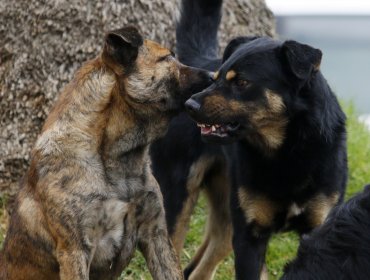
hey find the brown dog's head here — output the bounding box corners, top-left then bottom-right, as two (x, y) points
(101, 27), (212, 116)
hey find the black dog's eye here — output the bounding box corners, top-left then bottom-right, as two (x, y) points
(235, 79), (250, 88)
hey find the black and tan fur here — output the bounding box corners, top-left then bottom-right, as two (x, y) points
(0, 27), (211, 280)
(151, 0), (348, 279)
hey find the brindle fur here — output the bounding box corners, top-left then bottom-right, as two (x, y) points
(0, 27), (211, 280)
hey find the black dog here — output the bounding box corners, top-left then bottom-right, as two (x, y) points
(282, 185), (370, 280)
(151, 0), (348, 279)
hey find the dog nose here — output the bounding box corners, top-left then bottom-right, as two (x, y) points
(185, 98), (201, 113)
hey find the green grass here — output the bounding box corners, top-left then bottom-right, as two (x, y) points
(1, 103), (370, 279)
(345, 103), (370, 199)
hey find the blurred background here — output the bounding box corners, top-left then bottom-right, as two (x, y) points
(0, 1), (369, 279)
(266, 0), (370, 127)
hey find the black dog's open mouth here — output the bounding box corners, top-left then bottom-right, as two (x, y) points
(196, 122), (240, 137)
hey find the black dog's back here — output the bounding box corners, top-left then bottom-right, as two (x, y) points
(282, 185), (370, 280)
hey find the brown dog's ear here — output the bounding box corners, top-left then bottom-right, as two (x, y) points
(282, 40), (322, 80)
(103, 26), (143, 68)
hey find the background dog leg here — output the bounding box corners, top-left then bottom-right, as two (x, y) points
(184, 164), (232, 280)
(171, 155), (218, 254)
(260, 264), (269, 280)
(172, 188), (201, 254)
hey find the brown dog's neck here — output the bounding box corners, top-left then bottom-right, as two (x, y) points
(100, 87), (169, 180)
(35, 56), (168, 181)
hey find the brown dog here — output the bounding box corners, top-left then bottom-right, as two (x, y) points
(0, 27), (211, 280)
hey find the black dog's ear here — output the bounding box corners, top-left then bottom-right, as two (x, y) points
(103, 26), (144, 67)
(222, 36), (259, 62)
(282, 40), (322, 80)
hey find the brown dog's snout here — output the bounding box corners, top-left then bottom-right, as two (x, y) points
(179, 65), (213, 98)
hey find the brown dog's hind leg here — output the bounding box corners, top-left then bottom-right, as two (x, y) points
(184, 162), (232, 280)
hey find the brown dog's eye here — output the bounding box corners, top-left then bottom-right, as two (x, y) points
(236, 79), (250, 88)
(157, 54), (173, 62)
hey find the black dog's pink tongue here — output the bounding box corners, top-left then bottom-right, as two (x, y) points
(200, 126), (212, 135)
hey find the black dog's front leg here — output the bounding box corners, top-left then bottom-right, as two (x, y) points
(231, 191), (270, 280)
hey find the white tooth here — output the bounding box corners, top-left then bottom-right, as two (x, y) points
(211, 125), (216, 132)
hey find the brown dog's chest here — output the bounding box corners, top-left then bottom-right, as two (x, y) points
(86, 198), (133, 271)
(87, 184), (154, 274)
(87, 164), (161, 276)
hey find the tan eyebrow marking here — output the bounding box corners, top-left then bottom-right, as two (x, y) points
(213, 71), (219, 80)
(226, 70), (237, 81)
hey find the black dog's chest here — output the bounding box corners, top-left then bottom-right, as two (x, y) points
(228, 142), (315, 197)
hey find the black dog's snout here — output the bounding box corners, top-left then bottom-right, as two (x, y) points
(185, 98), (201, 113)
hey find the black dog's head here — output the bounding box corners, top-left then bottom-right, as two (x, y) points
(185, 36), (322, 148)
